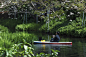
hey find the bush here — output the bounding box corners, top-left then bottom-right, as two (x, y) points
(81, 28), (86, 37)
(0, 25), (9, 33)
(74, 29), (82, 37)
(58, 25), (75, 35)
(0, 38), (13, 48)
(0, 32), (38, 44)
(39, 23), (47, 32)
(16, 23), (40, 31)
(39, 19), (63, 34)
(57, 24), (86, 38)
(0, 19), (22, 32)
(0, 41), (59, 57)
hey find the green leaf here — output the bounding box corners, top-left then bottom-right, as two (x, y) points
(24, 55), (27, 57)
(24, 45), (28, 50)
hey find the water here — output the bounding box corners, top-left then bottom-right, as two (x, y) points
(32, 37), (86, 57)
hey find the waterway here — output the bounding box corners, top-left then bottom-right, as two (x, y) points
(32, 36), (86, 57)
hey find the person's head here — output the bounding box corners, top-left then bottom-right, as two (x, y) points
(56, 32), (59, 35)
(53, 35), (55, 38)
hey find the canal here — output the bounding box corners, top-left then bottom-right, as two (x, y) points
(32, 35), (86, 57)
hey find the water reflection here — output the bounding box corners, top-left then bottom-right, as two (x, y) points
(32, 35), (86, 57)
(33, 44), (72, 56)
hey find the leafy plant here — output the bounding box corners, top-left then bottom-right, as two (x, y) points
(0, 32), (38, 44)
(16, 23), (40, 31)
(0, 25), (9, 33)
(0, 39), (59, 57)
(0, 39), (34, 57)
(0, 19), (22, 32)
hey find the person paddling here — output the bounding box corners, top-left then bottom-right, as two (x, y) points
(53, 32), (60, 42)
(50, 32), (60, 42)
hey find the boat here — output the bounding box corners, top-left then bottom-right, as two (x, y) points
(34, 41), (72, 45)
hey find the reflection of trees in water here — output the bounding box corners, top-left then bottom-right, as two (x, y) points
(33, 44), (72, 57)
(33, 44), (52, 55)
(83, 43), (86, 57)
(33, 38), (86, 57)
(33, 44), (61, 55)
(59, 46), (72, 57)
(38, 45), (51, 54)
(65, 39), (85, 57)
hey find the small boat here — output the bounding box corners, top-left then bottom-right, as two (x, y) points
(34, 41), (72, 45)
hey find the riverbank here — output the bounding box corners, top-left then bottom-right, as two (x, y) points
(0, 17), (86, 38)
(16, 17), (86, 38)
(0, 16), (85, 48)
(0, 17), (85, 56)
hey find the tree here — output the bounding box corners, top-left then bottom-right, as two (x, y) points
(2, 0), (85, 22)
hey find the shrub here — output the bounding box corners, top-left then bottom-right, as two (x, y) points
(74, 29), (82, 37)
(0, 38), (13, 48)
(0, 25), (9, 33)
(82, 28), (86, 37)
(0, 41), (59, 57)
(39, 23), (47, 32)
(0, 19), (22, 32)
(0, 32), (38, 44)
(58, 25), (75, 35)
(16, 23), (40, 31)
(39, 19), (63, 34)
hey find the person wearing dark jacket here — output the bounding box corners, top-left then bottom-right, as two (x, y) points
(53, 32), (60, 42)
(50, 35), (55, 42)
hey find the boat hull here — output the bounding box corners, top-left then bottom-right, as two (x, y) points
(34, 41), (72, 45)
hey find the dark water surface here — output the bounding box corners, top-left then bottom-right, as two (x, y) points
(32, 37), (86, 57)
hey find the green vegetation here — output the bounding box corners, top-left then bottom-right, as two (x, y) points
(13, 16), (86, 38)
(16, 23), (41, 32)
(0, 39), (59, 57)
(57, 17), (86, 38)
(0, 24), (60, 57)
(0, 0), (86, 56)
(38, 16), (86, 38)
(0, 25), (9, 33)
(0, 32), (37, 44)
(0, 19), (22, 32)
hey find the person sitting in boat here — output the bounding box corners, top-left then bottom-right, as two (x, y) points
(53, 32), (60, 42)
(50, 35), (55, 42)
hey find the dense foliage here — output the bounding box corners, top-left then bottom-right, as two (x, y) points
(0, 39), (59, 57)
(0, 19), (22, 32)
(0, 25), (9, 33)
(0, 0), (86, 57)
(38, 16), (86, 38)
(0, 32), (37, 48)
(16, 23), (40, 32)
(57, 17), (86, 38)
